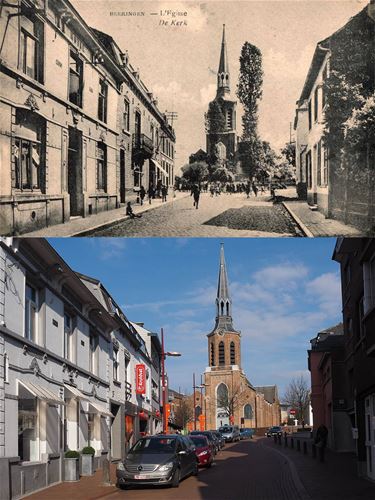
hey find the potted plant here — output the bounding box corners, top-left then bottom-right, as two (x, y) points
(64, 450), (80, 481)
(81, 446), (95, 476)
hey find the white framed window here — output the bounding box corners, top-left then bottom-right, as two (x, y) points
(4, 352), (9, 383)
(89, 332), (99, 375)
(64, 312), (74, 362)
(113, 346), (120, 382)
(25, 284), (38, 343)
(18, 384), (39, 462)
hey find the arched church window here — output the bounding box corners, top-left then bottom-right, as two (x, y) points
(217, 383), (228, 404)
(226, 302), (229, 316)
(195, 405), (202, 419)
(218, 341), (225, 365)
(210, 343), (215, 366)
(230, 341), (235, 365)
(221, 301), (224, 315)
(244, 404), (253, 420)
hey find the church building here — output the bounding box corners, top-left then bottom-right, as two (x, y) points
(204, 244), (280, 430)
(205, 26), (238, 164)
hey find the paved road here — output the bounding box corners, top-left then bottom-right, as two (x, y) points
(105, 438), (307, 500)
(88, 193), (301, 237)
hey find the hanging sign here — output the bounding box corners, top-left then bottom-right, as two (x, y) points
(136, 364), (146, 394)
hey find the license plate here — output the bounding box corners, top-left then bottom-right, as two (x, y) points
(134, 474), (149, 479)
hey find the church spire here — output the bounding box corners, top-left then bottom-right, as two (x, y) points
(215, 243), (233, 329)
(217, 24), (230, 97)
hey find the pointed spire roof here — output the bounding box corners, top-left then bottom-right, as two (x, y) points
(218, 24), (229, 74)
(217, 242), (230, 301)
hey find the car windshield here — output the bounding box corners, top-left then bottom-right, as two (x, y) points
(190, 437), (208, 447)
(271, 427), (281, 431)
(219, 426), (233, 433)
(129, 437), (176, 454)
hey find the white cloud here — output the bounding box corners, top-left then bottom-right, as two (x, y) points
(97, 239), (126, 260)
(253, 263), (309, 289)
(306, 272), (342, 316)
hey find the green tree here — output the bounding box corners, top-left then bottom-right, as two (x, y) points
(281, 142), (296, 171)
(238, 136), (264, 180)
(181, 161), (209, 185)
(205, 100), (226, 164)
(237, 42), (263, 139)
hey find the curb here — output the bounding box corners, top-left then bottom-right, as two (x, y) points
(259, 440), (311, 500)
(282, 202), (314, 238)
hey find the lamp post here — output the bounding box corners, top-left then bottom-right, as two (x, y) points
(193, 373), (206, 431)
(161, 328), (181, 434)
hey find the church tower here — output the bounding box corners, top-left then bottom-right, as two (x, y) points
(206, 25), (238, 163)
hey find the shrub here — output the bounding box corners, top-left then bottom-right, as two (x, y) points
(81, 446), (95, 456)
(65, 450), (80, 459)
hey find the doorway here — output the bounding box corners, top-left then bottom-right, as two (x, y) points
(120, 149), (126, 204)
(68, 127), (83, 216)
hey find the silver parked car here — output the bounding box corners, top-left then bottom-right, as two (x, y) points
(218, 425), (240, 442)
(116, 434), (198, 489)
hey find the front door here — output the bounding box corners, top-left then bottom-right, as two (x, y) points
(68, 127), (83, 216)
(365, 394), (375, 480)
(120, 149), (126, 203)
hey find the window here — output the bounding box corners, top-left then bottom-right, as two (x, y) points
(308, 100), (312, 130)
(210, 343), (215, 366)
(20, 4), (44, 83)
(317, 141), (322, 186)
(244, 404), (253, 419)
(25, 284), (37, 342)
(358, 296), (364, 340)
(230, 341), (235, 365)
(89, 332), (99, 375)
(64, 312), (74, 361)
(69, 50), (83, 107)
(4, 353), (9, 383)
(98, 79), (108, 123)
(363, 257), (375, 314)
(18, 385), (39, 461)
(113, 346), (119, 382)
(218, 341), (225, 366)
(96, 142), (107, 191)
(322, 146), (329, 186)
(322, 64), (328, 108)
(227, 110), (233, 129)
(314, 87), (319, 122)
(123, 99), (130, 131)
(306, 150), (312, 189)
(14, 110), (45, 191)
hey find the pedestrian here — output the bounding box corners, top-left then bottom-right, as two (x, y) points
(126, 202), (142, 219)
(245, 183), (251, 199)
(252, 181), (258, 197)
(161, 184), (168, 202)
(191, 183), (201, 209)
(210, 185), (215, 197)
(147, 185), (154, 204)
(314, 424), (328, 462)
(139, 185), (146, 206)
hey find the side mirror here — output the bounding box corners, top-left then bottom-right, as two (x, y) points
(178, 450), (187, 455)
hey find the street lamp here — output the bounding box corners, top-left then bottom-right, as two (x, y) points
(161, 328), (181, 434)
(193, 373), (206, 431)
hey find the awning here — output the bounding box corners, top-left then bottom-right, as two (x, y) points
(151, 159), (168, 176)
(89, 401), (114, 418)
(18, 380), (65, 405)
(64, 384), (91, 402)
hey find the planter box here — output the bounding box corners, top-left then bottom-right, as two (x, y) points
(81, 454), (94, 476)
(64, 458), (80, 482)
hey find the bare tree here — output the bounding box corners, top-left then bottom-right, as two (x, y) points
(173, 398), (193, 429)
(215, 383), (246, 418)
(283, 375), (310, 424)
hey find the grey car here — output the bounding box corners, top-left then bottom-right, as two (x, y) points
(218, 425), (240, 442)
(116, 434), (198, 489)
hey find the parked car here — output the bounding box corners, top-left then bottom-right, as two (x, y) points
(211, 430), (225, 449)
(266, 426), (283, 437)
(239, 428), (254, 439)
(189, 434), (214, 468)
(190, 430), (218, 454)
(218, 425), (240, 442)
(116, 434), (198, 489)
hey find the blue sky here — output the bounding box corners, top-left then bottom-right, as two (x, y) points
(49, 238), (342, 397)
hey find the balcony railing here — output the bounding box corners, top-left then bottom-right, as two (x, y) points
(132, 133), (154, 159)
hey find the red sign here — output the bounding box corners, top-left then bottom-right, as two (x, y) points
(290, 409), (296, 415)
(165, 404), (171, 420)
(135, 364), (146, 394)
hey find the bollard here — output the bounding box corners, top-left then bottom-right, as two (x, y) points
(312, 443), (317, 459)
(278, 434), (282, 445)
(297, 440), (301, 452)
(303, 441), (307, 455)
(284, 433), (288, 447)
(291, 437), (294, 449)
(274, 434), (277, 444)
(102, 457), (111, 485)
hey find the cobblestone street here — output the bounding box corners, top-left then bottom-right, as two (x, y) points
(88, 193), (301, 237)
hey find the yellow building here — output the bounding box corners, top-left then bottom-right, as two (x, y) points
(204, 245), (280, 431)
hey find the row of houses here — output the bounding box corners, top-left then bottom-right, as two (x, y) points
(308, 238), (375, 481)
(0, 0), (176, 236)
(0, 237), (167, 498)
(294, 2), (375, 230)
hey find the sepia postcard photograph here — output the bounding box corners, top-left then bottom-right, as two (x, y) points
(0, 0), (374, 237)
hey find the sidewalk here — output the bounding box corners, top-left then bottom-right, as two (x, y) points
(263, 437), (375, 499)
(281, 200), (362, 237)
(25, 463), (118, 499)
(21, 192), (189, 238)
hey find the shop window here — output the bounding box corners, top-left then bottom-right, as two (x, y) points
(25, 283), (38, 343)
(20, 3), (44, 83)
(98, 79), (108, 123)
(96, 142), (107, 191)
(18, 385), (39, 462)
(69, 50), (83, 107)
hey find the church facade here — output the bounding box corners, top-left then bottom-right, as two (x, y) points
(205, 26), (238, 164)
(204, 245), (280, 430)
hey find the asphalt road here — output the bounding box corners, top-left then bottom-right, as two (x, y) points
(105, 438), (307, 500)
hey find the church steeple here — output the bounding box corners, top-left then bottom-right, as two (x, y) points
(215, 243), (234, 331)
(217, 24), (230, 97)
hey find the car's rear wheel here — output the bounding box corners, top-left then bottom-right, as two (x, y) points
(172, 468), (180, 488)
